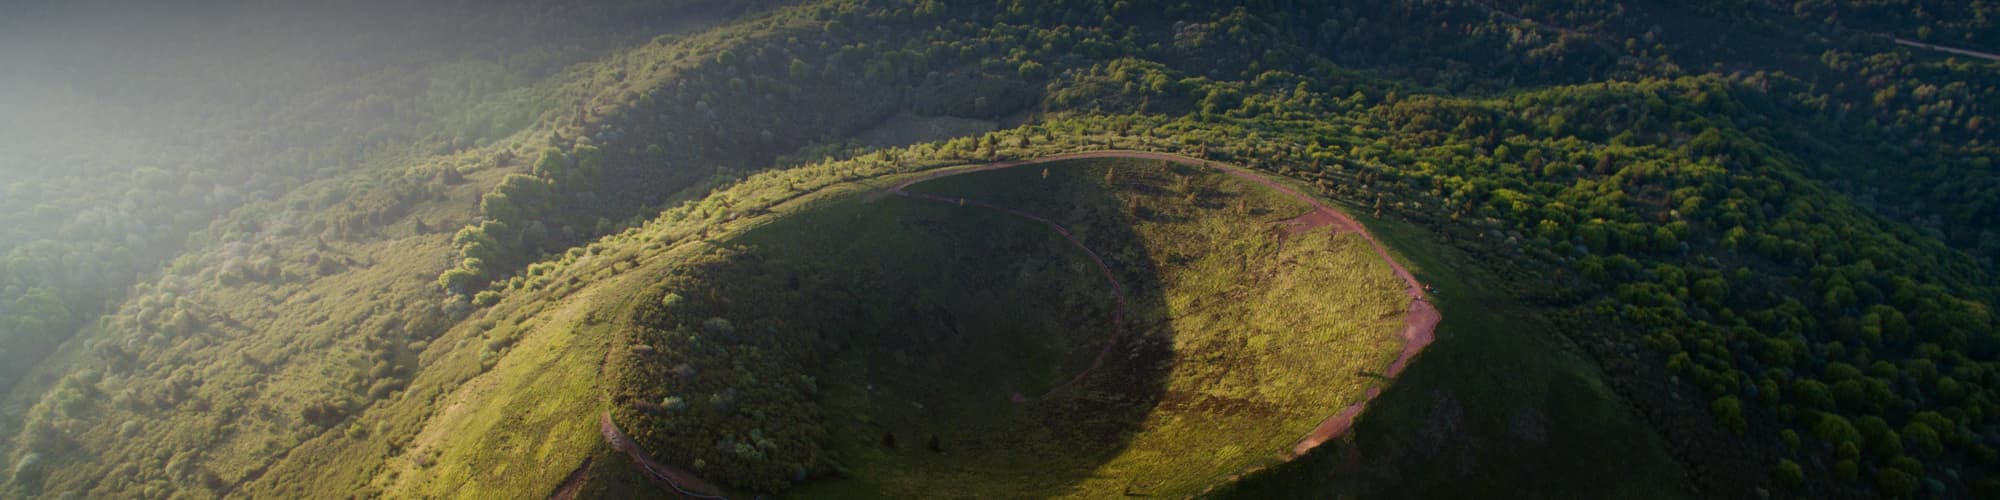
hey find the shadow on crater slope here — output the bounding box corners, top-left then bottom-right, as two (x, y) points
(604, 156), (1412, 498)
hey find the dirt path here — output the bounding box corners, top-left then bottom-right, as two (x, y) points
(595, 316), (731, 498)
(893, 150), (1441, 458)
(1892, 37), (2000, 62)
(548, 457), (594, 500)
(599, 412), (729, 499)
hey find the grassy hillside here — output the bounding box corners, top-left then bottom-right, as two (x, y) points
(1219, 202), (1694, 499)
(657, 157), (1412, 497)
(0, 0), (769, 401)
(3, 0), (1997, 498)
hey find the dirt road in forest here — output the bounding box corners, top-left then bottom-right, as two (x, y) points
(1892, 37), (2000, 62)
(892, 150), (1441, 458)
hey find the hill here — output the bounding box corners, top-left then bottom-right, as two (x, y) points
(2, 0), (1996, 498)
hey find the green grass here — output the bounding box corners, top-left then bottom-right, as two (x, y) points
(754, 195), (1138, 497)
(372, 284), (618, 498)
(589, 156), (1415, 497)
(1214, 207), (1696, 499)
(898, 159), (1410, 498)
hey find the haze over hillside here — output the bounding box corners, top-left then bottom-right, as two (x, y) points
(2, 1), (1996, 498)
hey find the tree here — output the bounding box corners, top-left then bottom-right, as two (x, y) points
(1902, 421), (1943, 456)
(438, 265), (484, 296)
(1874, 468), (1918, 497)
(480, 191), (521, 224)
(1791, 379), (1835, 410)
(1813, 412), (1862, 448)
(1017, 60), (1045, 79)
(788, 58), (811, 81)
(455, 221), (508, 265)
(1775, 459), (1804, 489)
(7, 287), (72, 342)
(532, 147), (566, 179)
(566, 144), (603, 185)
(1710, 396), (1746, 435)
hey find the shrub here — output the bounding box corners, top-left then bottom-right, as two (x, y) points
(437, 267), (483, 296)
(483, 332), (513, 352)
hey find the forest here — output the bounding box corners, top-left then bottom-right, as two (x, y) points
(1, 0), (1995, 498)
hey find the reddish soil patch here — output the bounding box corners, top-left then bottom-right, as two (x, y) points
(1278, 209), (1343, 236)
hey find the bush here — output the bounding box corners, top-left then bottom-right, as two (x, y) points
(472, 290), (502, 307)
(437, 267), (484, 296)
(483, 332), (514, 352)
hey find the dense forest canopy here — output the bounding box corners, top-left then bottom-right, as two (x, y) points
(0, 0), (1996, 498)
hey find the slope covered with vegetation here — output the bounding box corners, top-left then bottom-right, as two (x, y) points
(2, 0), (1996, 498)
(595, 157), (1410, 496)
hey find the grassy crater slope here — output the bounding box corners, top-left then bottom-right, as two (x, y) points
(604, 157), (1410, 497)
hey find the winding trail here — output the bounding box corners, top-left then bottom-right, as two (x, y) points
(600, 412), (729, 499)
(548, 457), (593, 500)
(595, 319), (731, 499)
(892, 150), (1441, 458)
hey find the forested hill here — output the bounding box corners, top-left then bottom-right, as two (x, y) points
(2, 0), (1996, 498)
(0, 0), (776, 398)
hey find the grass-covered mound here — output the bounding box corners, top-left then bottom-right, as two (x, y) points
(605, 157), (1411, 497)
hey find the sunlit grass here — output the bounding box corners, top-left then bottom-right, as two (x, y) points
(782, 157), (1411, 498)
